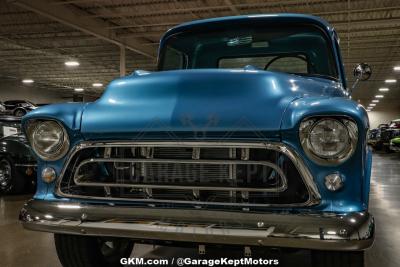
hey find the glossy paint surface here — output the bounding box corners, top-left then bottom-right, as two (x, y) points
(81, 69), (345, 139)
(21, 14), (371, 214)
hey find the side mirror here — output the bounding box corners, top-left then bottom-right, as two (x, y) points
(350, 63), (372, 95)
(353, 63), (372, 81)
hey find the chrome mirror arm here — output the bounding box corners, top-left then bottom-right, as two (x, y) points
(349, 78), (360, 95)
(349, 63), (372, 95)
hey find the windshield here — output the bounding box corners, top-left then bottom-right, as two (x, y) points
(20, 101), (34, 107)
(159, 24), (338, 79)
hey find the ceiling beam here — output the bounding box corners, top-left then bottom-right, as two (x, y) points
(224, 0), (240, 15)
(9, 0), (156, 58)
(82, 1), (398, 19)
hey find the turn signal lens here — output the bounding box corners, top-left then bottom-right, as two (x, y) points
(41, 167), (56, 183)
(324, 173), (344, 191)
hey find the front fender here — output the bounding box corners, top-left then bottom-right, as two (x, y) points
(21, 103), (88, 132)
(21, 103), (88, 200)
(281, 96), (369, 130)
(0, 138), (34, 162)
(281, 96), (371, 211)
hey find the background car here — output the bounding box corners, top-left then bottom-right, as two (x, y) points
(0, 100), (38, 117)
(368, 123), (389, 149)
(390, 137), (400, 152)
(380, 119), (400, 152)
(0, 116), (36, 194)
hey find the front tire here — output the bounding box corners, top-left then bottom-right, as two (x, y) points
(0, 157), (25, 194)
(54, 234), (134, 267)
(312, 250), (364, 267)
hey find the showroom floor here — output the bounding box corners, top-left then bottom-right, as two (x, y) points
(0, 153), (399, 267)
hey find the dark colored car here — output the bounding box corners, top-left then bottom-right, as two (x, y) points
(381, 119), (400, 152)
(0, 100), (38, 117)
(368, 123), (389, 149)
(0, 116), (36, 193)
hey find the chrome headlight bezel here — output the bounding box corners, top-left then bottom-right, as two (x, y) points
(299, 117), (358, 165)
(26, 120), (70, 161)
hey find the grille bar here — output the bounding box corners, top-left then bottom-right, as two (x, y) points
(74, 158), (287, 193)
(56, 141), (321, 208)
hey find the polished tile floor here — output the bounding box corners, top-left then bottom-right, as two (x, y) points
(0, 153), (399, 267)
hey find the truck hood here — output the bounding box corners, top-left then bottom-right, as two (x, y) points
(81, 69), (345, 140)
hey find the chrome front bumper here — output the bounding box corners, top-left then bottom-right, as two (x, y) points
(20, 200), (374, 251)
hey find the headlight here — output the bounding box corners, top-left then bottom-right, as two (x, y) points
(26, 120), (69, 161)
(300, 117), (358, 165)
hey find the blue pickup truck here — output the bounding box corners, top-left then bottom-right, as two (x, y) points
(20, 14), (374, 267)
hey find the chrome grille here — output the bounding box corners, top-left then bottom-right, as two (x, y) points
(58, 142), (318, 208)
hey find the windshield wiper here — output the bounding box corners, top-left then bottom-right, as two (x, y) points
(291, 73), (339, 82)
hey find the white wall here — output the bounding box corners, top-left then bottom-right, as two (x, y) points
(368, 110), (400, 129)
(0, 79), (70, 104)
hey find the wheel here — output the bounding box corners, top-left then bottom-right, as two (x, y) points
(311, 250), (364, 267)
(384, 145), (393, 153)
(54, 234), (134, 267)
(0, 157), (25, 194)
(13, 109), (26, 117)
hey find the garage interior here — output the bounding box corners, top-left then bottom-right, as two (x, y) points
(0, 0), (400, 266)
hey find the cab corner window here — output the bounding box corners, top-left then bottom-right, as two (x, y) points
(161, 47), (185, 71)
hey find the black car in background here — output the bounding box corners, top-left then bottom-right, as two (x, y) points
(0, 116), (36, 193)
(368, 123), (389, 150)
(0, 100), (37, 117)
(381, 119), (400, 152)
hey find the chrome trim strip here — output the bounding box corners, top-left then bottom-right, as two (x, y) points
(14, 163), (37, 167)
(56, 141), (321, 207)
(73, 158), (288, 193)
(20, 200), (374, 251)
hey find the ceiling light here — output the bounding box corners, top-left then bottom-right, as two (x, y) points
(92, 83), (103, 87)
(385, 79), (396, 83)
(65, 61), (80, 67)
(74, 88), (84, 92)
(375, 95), (384, 98)
(372, 100), (379, 103)
(394, 66), (400, 71)
(22, 79), (34, 84)
(379, 88), (389, 92)
(369, 104), (376, 107)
